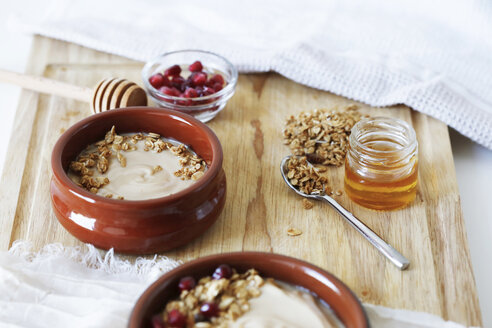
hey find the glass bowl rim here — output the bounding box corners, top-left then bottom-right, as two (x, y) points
(142, 49), (238, 102)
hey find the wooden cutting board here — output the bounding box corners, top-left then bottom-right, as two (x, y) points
(0, 36), (482, 326)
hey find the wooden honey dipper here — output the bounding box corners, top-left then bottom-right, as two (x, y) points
(0, 69), (147, 114)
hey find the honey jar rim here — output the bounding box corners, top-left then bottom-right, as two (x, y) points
(349, 116), (418, 156)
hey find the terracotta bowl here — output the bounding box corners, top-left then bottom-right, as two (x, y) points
(129, 252), (369, 328)
(50, 107), (226, 254)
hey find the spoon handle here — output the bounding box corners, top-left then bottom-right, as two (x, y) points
(320, 195), (410, 270)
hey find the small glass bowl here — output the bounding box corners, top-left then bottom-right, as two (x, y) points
(142, 50), (238, 123)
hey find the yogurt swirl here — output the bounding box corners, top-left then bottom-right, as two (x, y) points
(68, 132), (201, 200)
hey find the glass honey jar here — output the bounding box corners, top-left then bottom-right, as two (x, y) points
(344, 117), (418, 210)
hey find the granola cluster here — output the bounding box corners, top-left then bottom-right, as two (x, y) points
(287, 228), (302, 237)
(69, 126), (206, 198)
(172, 144), (206, 181)
(302, 198), (314, 210)
(160, 268), (264, 327)
(283, 106), (364, 166)
(285, 156), (328, 195)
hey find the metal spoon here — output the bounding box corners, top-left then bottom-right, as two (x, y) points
(280, 155), (410, 270)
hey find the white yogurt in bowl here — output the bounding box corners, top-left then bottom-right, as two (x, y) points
(231, 280), (343, 328)
(68, 127), (206, 200)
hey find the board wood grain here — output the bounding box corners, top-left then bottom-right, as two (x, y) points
(0, 36), (482, 326)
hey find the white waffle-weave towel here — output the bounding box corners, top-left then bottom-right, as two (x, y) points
(0, 242), (477, 328)
(7, 0), (492, 149)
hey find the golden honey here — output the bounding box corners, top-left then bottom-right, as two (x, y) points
(344, 117), (418, 210)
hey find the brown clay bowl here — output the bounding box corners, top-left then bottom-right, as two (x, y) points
(50, 107), (226, 254)
(129, 252), (369, 328)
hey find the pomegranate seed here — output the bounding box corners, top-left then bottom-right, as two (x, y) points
(200, 302), (219, 318)
(212, 82), (223, 92)
(202, 86), (215, 96)
(178, 276), (196, 291)
(184, 87), (199, 98)
(212, 264), (232, 280)
(182, 78), (193, 88)
(167, 309), (187, 327)
(163, 77), (171, 87)
(171, 76), (185, 85)
(210, 74), (224, 86)
(194, 86), (204, 96)
(177, 99), (193, 106)
(159, 86), (181, 97)
(191, 72), (207, 86)
(171, 76), (186, 91)
(151, 315), (165, 328)
(189, 61), (203, 72)
(164, 65), (182, 77)
(149, 73), (165, 89)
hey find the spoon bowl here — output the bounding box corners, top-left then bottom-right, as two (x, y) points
(280, 156), (321, 200)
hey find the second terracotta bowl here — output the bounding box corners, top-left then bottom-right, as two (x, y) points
(50, 107), (226, 254)
(129, 252), (369, 327)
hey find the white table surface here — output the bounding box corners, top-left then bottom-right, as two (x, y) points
(1, 6), (491, 326)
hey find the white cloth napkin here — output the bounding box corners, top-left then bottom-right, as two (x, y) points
(8, 0), (492, 149)
(0, 242), (475, 328)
